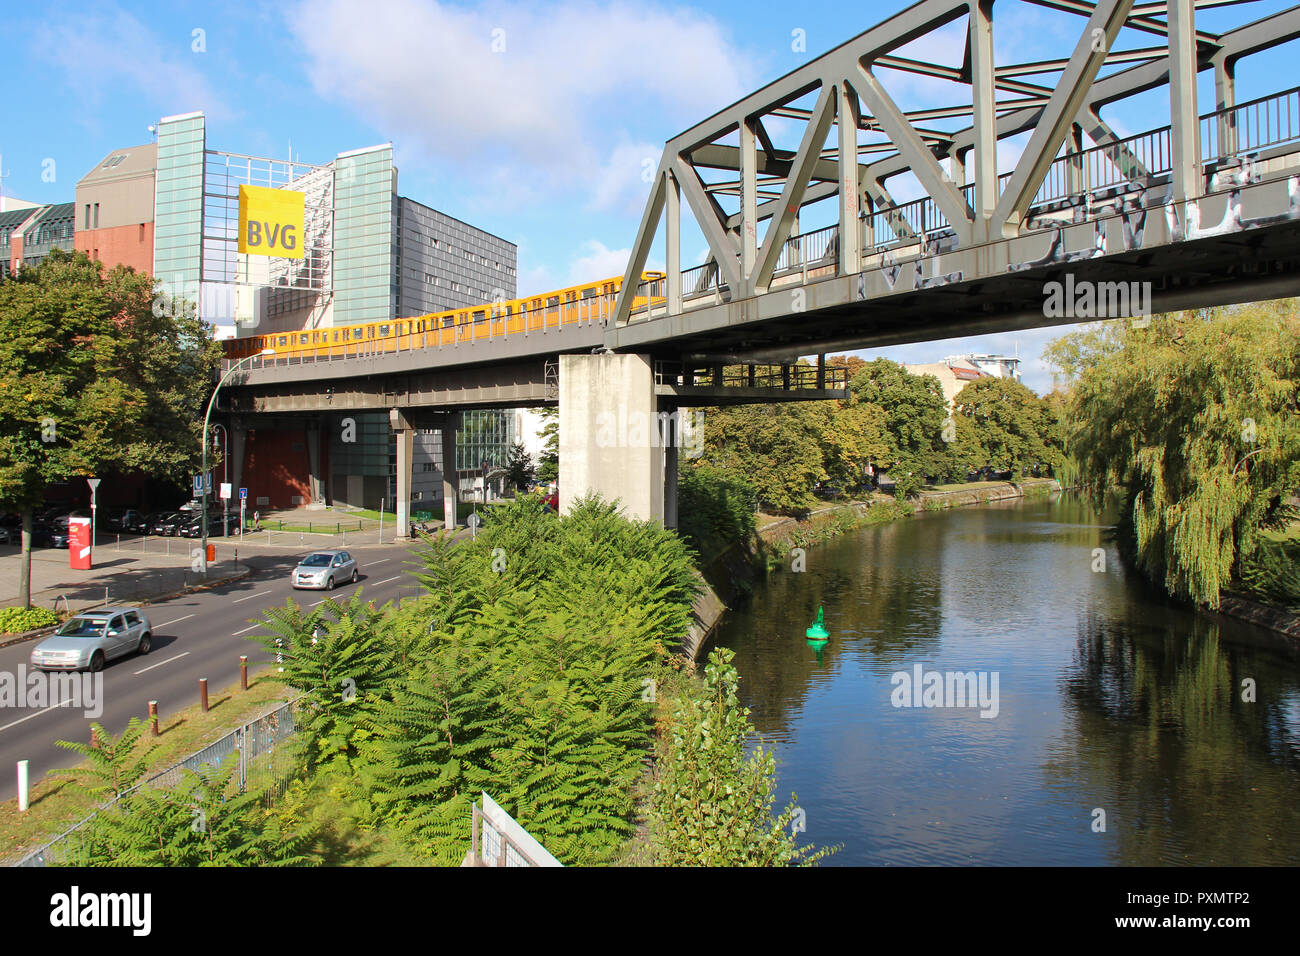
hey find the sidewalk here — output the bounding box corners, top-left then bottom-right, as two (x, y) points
(1, 519), (470, 613)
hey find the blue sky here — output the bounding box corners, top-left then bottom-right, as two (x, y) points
(2, 0), (1296, 392)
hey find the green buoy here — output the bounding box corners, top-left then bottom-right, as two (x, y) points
(805, 605), (829, 641)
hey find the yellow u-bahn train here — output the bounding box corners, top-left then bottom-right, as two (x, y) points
(223, 272), (665, 362)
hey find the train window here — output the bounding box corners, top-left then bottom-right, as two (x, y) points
(352, 328), (364, 340)
(473, 310), (486, 323)
(581, 287), (596, 298)
(333, 331), (340, 342)
(547, 296), (559, 308)
(379, 325), (390, 336)
(367, 327), (375, 338)
(278, 336), (288, 346)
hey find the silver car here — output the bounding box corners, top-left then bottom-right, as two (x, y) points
(292, 550), (358, 591)
(30, 608), (153, 672)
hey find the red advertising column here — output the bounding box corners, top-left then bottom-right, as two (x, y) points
(69, 517), (92, 570)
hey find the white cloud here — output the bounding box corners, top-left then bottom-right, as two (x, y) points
(288, 0), (756, 210)
(32, 7), (231, 123)
(566, 240), (629, 284)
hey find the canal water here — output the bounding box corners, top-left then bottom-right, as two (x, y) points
(716, 493), (1300, 865)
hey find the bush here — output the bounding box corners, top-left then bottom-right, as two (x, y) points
(1239, 539), (1300, 608)
(650, 648), (833, 866)
(0, 605), (59, 634)
(678, 464), (756, 560)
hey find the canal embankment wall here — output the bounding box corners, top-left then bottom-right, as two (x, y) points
(682, 479), (1060, 660)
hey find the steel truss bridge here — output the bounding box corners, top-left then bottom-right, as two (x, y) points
(610, 0), (1300, 361)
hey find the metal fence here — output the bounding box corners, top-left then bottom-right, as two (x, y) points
(12, 696), (305, 867)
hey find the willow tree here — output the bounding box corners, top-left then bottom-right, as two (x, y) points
(1054, 303), (1300, 607)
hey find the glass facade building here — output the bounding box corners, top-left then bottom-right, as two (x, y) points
(153, 112), (206, 303)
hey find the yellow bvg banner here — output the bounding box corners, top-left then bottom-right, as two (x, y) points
(238, 185), (305, 259)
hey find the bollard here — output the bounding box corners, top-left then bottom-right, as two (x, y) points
(199, 678), (209, 712)
(17, 760), (29, 812)
(148, 700), (159, 736)
(240, 656), (248, 691)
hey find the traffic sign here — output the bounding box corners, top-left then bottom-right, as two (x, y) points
(239, 487), (248, 500)
(466, 511), (481, 530)
(219, 482), (232, 501)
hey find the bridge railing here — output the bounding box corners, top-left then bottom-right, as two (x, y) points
(233, 289), (620, 370)
(655, 361), (848, 391)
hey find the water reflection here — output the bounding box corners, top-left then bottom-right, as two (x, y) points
(715, 494), (1300, 865)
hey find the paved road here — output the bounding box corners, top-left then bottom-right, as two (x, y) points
(0, 540), (428, 802)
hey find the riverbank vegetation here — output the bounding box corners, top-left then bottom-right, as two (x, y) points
(46, 497), (828, 866)
(690, 357), (1065, 513)
(1046, 301), (1300, 609)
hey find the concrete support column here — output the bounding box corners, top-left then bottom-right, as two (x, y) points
(441, 414), (459, 530)
(305, 419), (325, 509)
(390, 409), (413, 539)
(664, 441), (679, 531)
(229, 419), (247, 496)
(559, 353), (664, 522)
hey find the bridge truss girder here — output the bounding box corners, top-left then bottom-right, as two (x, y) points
(612, 0), (1300, 327)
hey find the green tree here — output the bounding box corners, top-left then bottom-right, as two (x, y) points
(535, 406), (558, 484)
(502, 440), (535, 492)
(1052, 304), (1300, 607)
(951, 376), (1063, 479)
(650, 647), (833, 866)
(848, 358), (955, 497)
(696, 403), (826, 513)
(0, 249), (220, 606)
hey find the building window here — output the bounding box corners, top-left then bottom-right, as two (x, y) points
(84, 205), (91, 229)
(93, 204), (99, 229)
(139, 223), (145, 242)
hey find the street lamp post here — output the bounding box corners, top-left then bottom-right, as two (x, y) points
(211, 423), (229, 537)
(202, 350), (274, 574)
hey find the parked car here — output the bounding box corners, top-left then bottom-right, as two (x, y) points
(178, 512), (231, 538)
(29, 607), (153, 673)
(0, 527), (12, 545)
(106, 508), (146, 533)
(150, 512), (185, 536)
(46, 516), (72, 549)
(291, 550), (358, 590)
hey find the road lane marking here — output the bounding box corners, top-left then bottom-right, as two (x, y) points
(370, 575), (402, 586)
(308, 599), (327, 607)
(231, 590), (271, 605)
(155, 614), (195, 628)
(133, 651), (190, 676)
(0, 697), (86, 734)
(232, 623), (263, 636)
(366, 558), (390, 566)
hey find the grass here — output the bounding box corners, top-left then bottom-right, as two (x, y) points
(0, 671), (293, 864)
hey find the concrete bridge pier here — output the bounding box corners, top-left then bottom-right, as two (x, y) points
(391, 408), (460, 539)
(442, 412), (460, 531)
(558, 353), (672, 525)
(305, 419), (326, 509)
